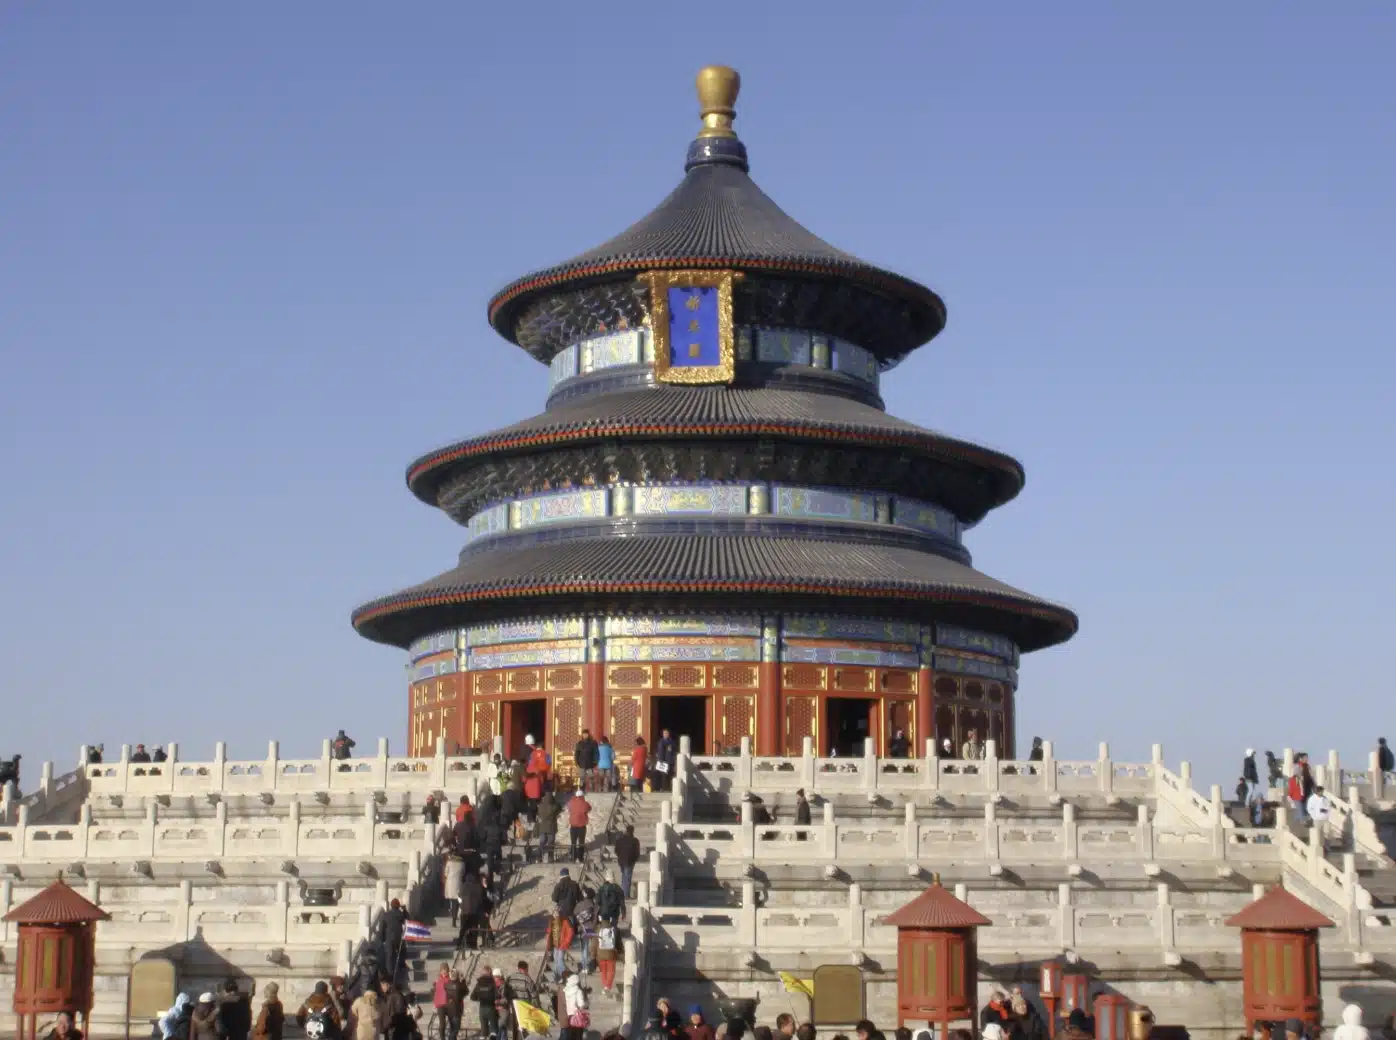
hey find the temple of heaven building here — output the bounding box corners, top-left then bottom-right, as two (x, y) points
(352, 66), (1077, 767)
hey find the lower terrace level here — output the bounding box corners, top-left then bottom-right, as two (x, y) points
(406, 614), (1022, 766)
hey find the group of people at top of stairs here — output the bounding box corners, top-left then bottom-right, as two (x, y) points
(1233, 741), (1392, 829)
(640, 1004), (1024, 1040)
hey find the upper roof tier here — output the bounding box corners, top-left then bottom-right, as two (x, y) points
(487, 67), (946, 366)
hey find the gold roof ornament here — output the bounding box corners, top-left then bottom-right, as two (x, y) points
(696, 65), (741, 139)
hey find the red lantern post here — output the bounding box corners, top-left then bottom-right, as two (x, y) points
(1093, 994), (1132, 1040)
(887, 880), (992, 1038)
(1039, 960), (1063, 1037)
(1226, 886), (1333, 1034)
(4, 879), (110, 1040)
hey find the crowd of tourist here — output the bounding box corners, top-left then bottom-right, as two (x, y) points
(1233, 739), (1393, 828)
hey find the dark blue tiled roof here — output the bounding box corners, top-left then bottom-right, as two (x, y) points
(487, 162), (946, 362)
(351, 533), (1077, 652)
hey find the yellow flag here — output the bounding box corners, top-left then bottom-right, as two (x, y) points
(778, 972), (815, 998)
(513, 1001), (552, 1035)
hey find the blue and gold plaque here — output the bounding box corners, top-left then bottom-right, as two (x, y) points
(644, 269), (738, 384)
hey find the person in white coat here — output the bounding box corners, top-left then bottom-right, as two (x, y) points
(1333, 1003), (1369, 1040)
(443, 853), (465, 926)
(1306, 786), (1331, 824)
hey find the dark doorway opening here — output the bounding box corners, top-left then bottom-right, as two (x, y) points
(503, 698), (547, 761)
(826, 698), (874, 757)
(651, 696), (709, 755)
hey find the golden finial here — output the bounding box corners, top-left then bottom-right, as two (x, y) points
(932, 872), (942, 886)
(696, 65), (741, 139)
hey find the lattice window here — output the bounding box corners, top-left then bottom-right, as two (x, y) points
(553, 696), (583, 747)
(713, 664), (758, 688)
(509, 670), (541, 693)
(610, 696), (640, 748)
(473, 701), (497, 748)
(547, 668), (583, 690)
(964, 681), (985, 702)
(833, 667), (872, 692)
(783, 664), (825, 689)
(987, 683), (1003, 705)
(784, 695), (817, 754)
(476, 673), (504, 696)
(608, 665), (651, 688)
(720, 696), (754, 745)
(882, 670), (914, 694)
(659, 665), (704, 689)
(934, 676), (959, 699)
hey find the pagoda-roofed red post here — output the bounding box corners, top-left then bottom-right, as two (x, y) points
(1226, 886), (1334, 1034)
(886, 879), (991, 1039)
(4, 878), (110, 1040)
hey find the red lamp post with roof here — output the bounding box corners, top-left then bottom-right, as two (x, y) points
(1226, 886), (1334, 1034)
(4, 879), (110, 1040)
(887, 879), (991, 1039)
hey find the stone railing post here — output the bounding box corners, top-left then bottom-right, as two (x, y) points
(75, 803), (91, 858)
(863, 737), (877, 792)
(274, 881), (290, 943)
(985, 740), (1000, 793)
(288, 800), (302, 856)
(1062, 802), (1077, 860)
(38, 761), (54, 802)
(491, 734), (504, 759)
(1058, 883), (1076, 949)
(1137, 804), (1154, 859)
(1328, 750), (1341, 789)
(265, 741), (280, 792)
(1370, 751), (1385, 801)
(740, 879), (757, 947)
(1099, 742), (1113, 795)
(984, 802), (999, 860)
(214, 801), (227, 857)
(0, 878), (11, 944)
(1283, 748), (1295, 783)
(679, 735), (692, 758)
(118, 744), (131, 792)
(377, 738), (391, 787)
(1042, 740), (1057, 795)
(924, 738), (940, 792)
(319, 738), (333, 784)
(357, 903), (372, 941)
(211, 742), (226, 794)
(822, 801), (837, 858)
(14, 805), (28, 860)
(77, 745), (90, 773)
(431, 736), (447, 788)
(0, 783), (12, 826)
(848, 883), (865, 948)
(741, 800), (757, 858)
(647, 849), (663, 906)
(145, 801), (158, 856)
(1210, 785), (1226, 852)
(178, 879), (194, 941)
(801, 736), (815, 791)
(738, 736), (753, 789)
(904, 802), (918, 859)
(1157, 884), (1176, 951)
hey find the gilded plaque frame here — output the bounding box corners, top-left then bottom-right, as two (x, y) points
(643, 269), (738, 385)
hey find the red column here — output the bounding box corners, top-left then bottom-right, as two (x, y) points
(917, 668), (933, 755)
(757, 661), (780, 755)
(583, 662), (606, 740)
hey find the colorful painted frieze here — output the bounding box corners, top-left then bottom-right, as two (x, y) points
(893, 498), (960, 541)
(932, 652), (1018, 685)
(409, 653), (462, 683)
(773, 486), (877, 523)
(466, 618), (587, 648)
(834, 339), (878, 383)
(467, 639), (588, 671)
(549, 344), (579, 389)
(409, 630), (463, 662)
(603, 615), (762, 637)
(782, 639), (920, 668)
(604, 635), (762, 662)
(754, 328), (812, 365)
(631, 485), (749, 516)
(466, 502), (511, 544)
(584, 329), (645, 372)
(935, 625), (1019, 664)
(782, 616), (921, 644)
(513, 488), (608, 529)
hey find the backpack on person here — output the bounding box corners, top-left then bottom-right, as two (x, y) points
(598, 926), (616, 952)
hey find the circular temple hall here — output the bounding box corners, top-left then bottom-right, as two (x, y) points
(351, 66), (1078, 769)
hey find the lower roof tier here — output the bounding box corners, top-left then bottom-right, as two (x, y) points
(408, 385), (1025, 526)
(350, 532), (1078, 652)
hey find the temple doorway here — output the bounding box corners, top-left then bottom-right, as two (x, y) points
(651, 695), (708, 755)
(826, 697), (874, 757)
(503, 698), (546, 761)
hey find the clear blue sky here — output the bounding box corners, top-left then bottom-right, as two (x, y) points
(2, 6), (1393, 789)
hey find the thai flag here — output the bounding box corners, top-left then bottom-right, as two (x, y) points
(404, 920), (432, 942)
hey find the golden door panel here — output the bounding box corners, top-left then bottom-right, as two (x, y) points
(718, 693), (756, 751)
(473, 698), (499, 749)
(784, 694), (819, 755)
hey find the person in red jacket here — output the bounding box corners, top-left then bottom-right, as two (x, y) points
(630, 737), (648, 794)
(567, 789), (592, 862)
(526, 737), (550, 783)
